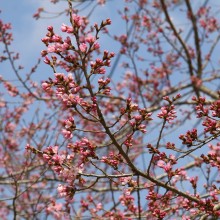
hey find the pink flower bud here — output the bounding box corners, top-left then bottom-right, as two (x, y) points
(79, 43), (87, 53)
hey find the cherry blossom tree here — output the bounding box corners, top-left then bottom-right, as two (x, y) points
(1, 0), (220, 219)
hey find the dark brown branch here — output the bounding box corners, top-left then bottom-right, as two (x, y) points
(185, 0), (202, 78)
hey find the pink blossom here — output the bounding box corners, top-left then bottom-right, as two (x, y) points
(85, 34), (96, 44)
(79, 43), (87, 53)
(93, 41), (100, 50)
(157, 105), (177, 123)
(96, 67), (106, 74)
(72, 14), (82, 27)
(57, 184), (67, 197)
(51, 34), (62, 42)
(43, 56), (50, 64)
(97, 0), (106, 5)
(46, 201), (63, 219)
(42, 82), (51, 91)
(61, 23), (68, 32)
(61, 24), (73, 33)
(157, 160), (165, 168)
(62, 129), (73, 139)
(137, 124), (147, 133)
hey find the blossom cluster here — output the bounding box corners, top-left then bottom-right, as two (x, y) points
(2, 80), (19, 97)
(201, 143), (220, 169)
(146, 188), (173, 219)
(62, 116), (75, 139)
(90, 51), (114, 75)
(179, 128), (198, 147)
(0, 18), (12, 45)
(119, 188), (138, 215)
(157, 95), (181, 123)
(122, 98), (152, 135)
(97, 77), (111, 95)
(67, 137), (98, 163)
(42, 72), (83, 108)
(101, 152), (123, 169)
(198, 6), (219, 33)
(193, 96), (220, 134)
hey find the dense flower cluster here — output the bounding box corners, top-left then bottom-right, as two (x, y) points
(179, 128), (198, 147)
(157, 95), (181, 123)
(101, 152), (123, 169)
(1, 0), (220, 219)
(201, 143), (220, 169)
